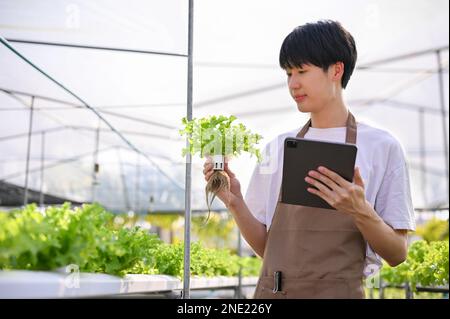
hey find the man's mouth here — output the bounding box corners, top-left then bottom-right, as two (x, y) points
(294, 95), (307, 102)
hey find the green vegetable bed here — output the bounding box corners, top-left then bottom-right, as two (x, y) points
(0, 203), (261, 278)
(381, 240), (449, 290)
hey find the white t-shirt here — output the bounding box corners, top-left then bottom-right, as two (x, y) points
(244, 121), (416, 276)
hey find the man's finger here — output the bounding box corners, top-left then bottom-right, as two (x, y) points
(203, 160), (212, 168)
(205, 171), (213, 181)
(307, 187), (335, 207)
(203, 163), (213, 172)
(308, 170), (340, 192)
(318, 166), (351, 187)
(305, 176), (335, 199)
(353, 167), (365, 188)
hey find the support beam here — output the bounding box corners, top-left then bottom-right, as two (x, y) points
(436, 50), (449, 204)
(23, 96), (35, 205)
(183, 0), (194, 300)
(5, 38), (188, 58)
(39, 132), (46, 207)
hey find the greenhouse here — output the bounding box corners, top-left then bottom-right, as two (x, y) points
(0, 0), (448, 300)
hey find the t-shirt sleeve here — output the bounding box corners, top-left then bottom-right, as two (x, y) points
(374, 140), (416, 231)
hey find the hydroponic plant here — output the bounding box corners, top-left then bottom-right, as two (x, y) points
(179, 115), (263, 213)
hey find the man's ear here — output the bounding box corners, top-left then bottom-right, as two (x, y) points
(331, 62), (345, 82)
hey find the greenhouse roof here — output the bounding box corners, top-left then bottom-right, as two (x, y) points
(0, 0), (448, 213)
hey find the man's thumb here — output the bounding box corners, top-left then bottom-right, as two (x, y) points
(354, 167), (364, 187)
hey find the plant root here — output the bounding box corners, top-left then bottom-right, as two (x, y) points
(204, 170), (229, 224)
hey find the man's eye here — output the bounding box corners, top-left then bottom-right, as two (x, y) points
(286, 73), (292, 77)
(298, 70), (306, 74)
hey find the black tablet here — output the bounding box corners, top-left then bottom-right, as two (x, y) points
(281, 137), (358, 210)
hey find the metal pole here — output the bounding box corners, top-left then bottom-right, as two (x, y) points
(183, 0), (194, 300)
(236, 229), (243, 299)
(436, 50), (449, 203)
(23, 96), (35, 206)
(117, 148), (131, 212)
(39, 132), (46, 207)
(419, 109), (427, 206)
(405, 282), (414, 299)
(379, 276), (384, 299)
(91, 119), (100, 202)
(135, 153), (141, 213)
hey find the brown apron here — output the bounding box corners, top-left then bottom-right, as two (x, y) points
(253, 112), (367, 299)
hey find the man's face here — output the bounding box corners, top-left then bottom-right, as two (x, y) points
(286, 63), (338, 113)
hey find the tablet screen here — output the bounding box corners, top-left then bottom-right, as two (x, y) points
(281, 137), (357, 210)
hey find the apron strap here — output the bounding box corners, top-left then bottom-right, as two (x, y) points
(296, 111), (357, 144)
(345, 112), (357, 145)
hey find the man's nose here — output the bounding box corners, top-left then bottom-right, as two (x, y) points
(288, 74), (301, 90)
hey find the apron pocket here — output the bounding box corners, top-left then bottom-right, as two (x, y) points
(254, 277), (287, 299)
(284, 278), (351, 299)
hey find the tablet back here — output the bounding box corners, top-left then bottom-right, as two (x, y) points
(281, 137), (358, 210)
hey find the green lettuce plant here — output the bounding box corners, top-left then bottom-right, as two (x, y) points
(381, 240), (449, 290)
(179, 115), (263, 213)
(0, 204), (263, 278)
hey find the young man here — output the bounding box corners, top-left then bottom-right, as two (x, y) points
(203, 20), (415, 299)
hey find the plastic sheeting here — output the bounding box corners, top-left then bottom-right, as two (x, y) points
(0, 0), (448, 213)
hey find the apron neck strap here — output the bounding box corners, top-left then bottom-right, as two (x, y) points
(297, 111), (357, 144)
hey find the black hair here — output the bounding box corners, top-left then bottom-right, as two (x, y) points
(279, 20), (357, 89)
